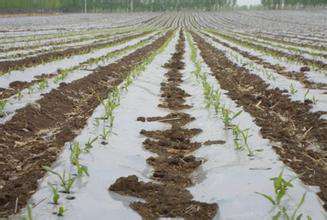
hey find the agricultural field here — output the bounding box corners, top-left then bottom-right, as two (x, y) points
(0, 10), (326, 220)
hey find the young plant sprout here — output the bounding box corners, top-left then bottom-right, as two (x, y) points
(38, 79), (48, 91)
(16, 91), (23, 100)
(240, 128), (254, 156)
(83, 136), (98, 153)
(304, 89), (318, 104)
(212, 90), (222, 113)
(54, 70), (69, 83)
(256, 171), (294, 206)
(0, 99), (7, 117)
(101, 88), (120, 127)
(23, 204), (33, 220)
(221, 107), (242, 127)
(69, 142), (89, 177)
(187, 32), (254, 156)
(289, 83), (297, 95)
(48, 183), (60, 204)
(43, 166), (75, 194)
(202, 81), (214, 108)
(256, 171), (311, 220)
(70, 142), (82, 165)
(311, 95), (318, 104)
(57, 205), (66, 216)
(27, 86), (34, 94)
(74, 160), (89, 177)
(122, 75), (133, 91)
(94, 117), (101, 127)
(101, 126), (111, 140)
(232, 125), (242, 150)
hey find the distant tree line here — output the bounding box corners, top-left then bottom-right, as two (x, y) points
(261, 0), (327, 9)
(0, 0), (237, 12)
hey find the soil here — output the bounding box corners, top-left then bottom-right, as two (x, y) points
(0, 31), (173, 218)
(109, 31), (218, 219)
(0, 73), (56, 100)
(192, 32), (327, 210)
(0, 31), (152, 74)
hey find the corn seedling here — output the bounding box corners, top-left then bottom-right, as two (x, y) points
(93, 117), (101, 127)
(304, 89), (318, 104)
(311, 96), (318, 104)
(122, 75), (133, 91)
(74, 160), (89, 177)
(48, 183), (60, 204)
(27, 86), (34, 94)
(103, 104), (118, 128)
(240, 128), (254, 156)
(101, 126), (111, 140)
(38, 79), (48, 91)
(221, 107), (242, 127)
(0, 99), (7, 117)
(54, 69), (70, 83)
(83, 136), (98, 153)
(202, 80), (214, 108)
(255, 171), (311, 220)
(23, 204), (33, 220)
(69, 142), (89, 176)
(102, 89), (121, 127)
(212, 90), (222, 113)
(289, 83), (297, 95)
(57, 205), (65, 216)
(232, 125), (243, 150)
(16, 91), (23, 100)
(109, 87), (121, 103)
(256, 171), (295, 206)
(70, 142), (82, 166)
(43, 166), (75, 194)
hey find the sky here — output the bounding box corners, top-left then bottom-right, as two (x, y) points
(238, 0), (261, 6)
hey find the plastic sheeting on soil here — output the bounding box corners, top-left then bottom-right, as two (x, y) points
(202, 32), (327, 115)
(183, 34), (326, 220)
(0, 33), (161, 124)
(15, 32), (178, 220)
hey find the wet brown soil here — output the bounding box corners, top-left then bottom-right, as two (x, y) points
(0, 31), (152, 74)
(204, 32), (327, 90)
(109, 31), (218, 219)
(0, 31), (173, 218)
(192, 32), (327, 210)
(209, 30), (327, 71)
(0, 73), (56, 100)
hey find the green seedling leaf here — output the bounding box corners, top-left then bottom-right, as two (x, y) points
(255, 192), (276, 205)
(23, 204), (33, 220)
(292, 193), (306, 219)
(273, 211), (282, 220)
(48, 183), (60, 204)
(231, 110), (243, 121)
(84, 137), (98, 153)
(57, 205), (65, 216)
